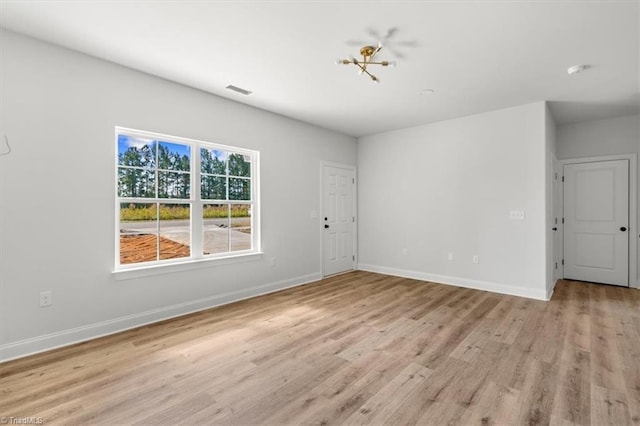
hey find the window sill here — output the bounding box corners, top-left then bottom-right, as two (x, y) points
(112, 251), (264, 281)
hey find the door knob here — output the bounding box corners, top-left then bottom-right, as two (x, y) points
(620, 226), (627, 232)
(324, 224), (329, 229)
(552, 227), (557, 231)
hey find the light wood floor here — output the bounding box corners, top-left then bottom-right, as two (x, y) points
(1, 271), (639, 425)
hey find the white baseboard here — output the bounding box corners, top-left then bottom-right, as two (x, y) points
(0, 272), (321, 363)
(357, 264), (550, 301)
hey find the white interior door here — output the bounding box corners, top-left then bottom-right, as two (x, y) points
(553, 156), (562, 281)
(563, 160), (629, 287)
(322, 164), (355, 276)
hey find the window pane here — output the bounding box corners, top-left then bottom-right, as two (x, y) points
(230, 204), (251, 251)
(229, 178), (250, 200)
(203, 204), (229, 254)
(158, 171), (190, 199)
(159, 204), (191, 260)
(158, 141), (191, 171)
(201, 176), (227, 200)
(228, 153), (251, 177)
(116, 129), (259, 270)
(117, 135), (156, 168)
(119, 203), (158, 264)
(200, 148), (227, 174)
(118, 167), (155, 198)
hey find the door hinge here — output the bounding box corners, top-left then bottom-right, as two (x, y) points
(352, 217), (355, 223)
(562, 176), (565, 182)
(352, 177), (355, 184)
(554, 172), (558, 181)
(562, 259), (565, 265)
(555, 262), (558, 269)
(554, 217), (558, 225)
(562, 217), (565, 224)
(352, 255), (355, 261)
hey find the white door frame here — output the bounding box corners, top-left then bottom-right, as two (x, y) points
(559, 154), (637, 288)
(552, 153), (563, 283)
(320, 161), (357, 277)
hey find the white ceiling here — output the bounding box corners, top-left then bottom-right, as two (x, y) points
(1, 1), (638, 137)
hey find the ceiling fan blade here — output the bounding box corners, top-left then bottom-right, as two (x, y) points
(383, 27), (398, 41)
(388, 48), (405, 59)
(366, 27), (382, 40)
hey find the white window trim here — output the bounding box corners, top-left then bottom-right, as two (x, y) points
(112, 252), (264, 281)
(113, 127), (261, 276)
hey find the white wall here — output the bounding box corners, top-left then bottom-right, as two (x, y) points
(357, 102), (550, 300)
(557, 114), (640, 286)
(0, 30), (356, 361)
(556, 114), (639, 160)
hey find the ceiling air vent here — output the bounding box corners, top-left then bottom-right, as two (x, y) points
(225, 85), (252, 95)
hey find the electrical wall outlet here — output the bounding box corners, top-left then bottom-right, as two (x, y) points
(472, 255), (480, 264)
(39, 291), (52, 307)
(509, 210), (525, 220)
(447, 252), (454, 261)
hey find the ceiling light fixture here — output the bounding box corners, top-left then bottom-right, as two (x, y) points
(336, 43), (396, 83)
(567, 64), (589, 75)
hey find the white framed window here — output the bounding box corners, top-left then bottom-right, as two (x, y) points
(115, 127), (260, 271)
